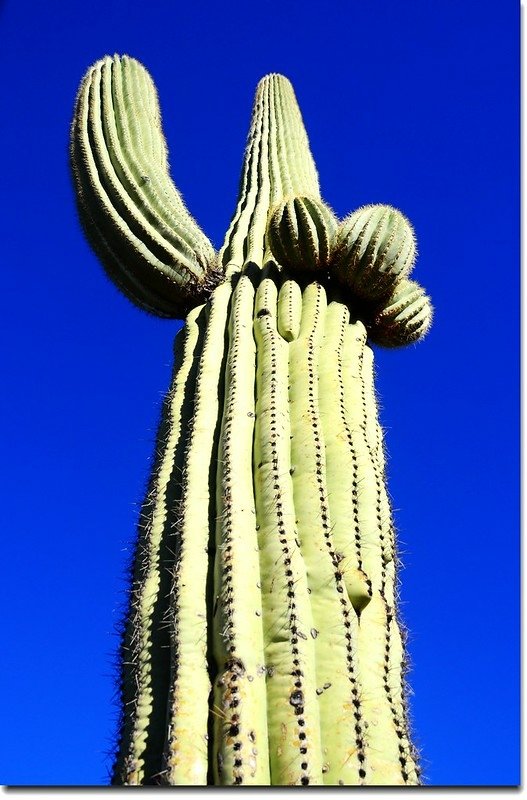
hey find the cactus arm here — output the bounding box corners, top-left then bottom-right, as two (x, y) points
(112, 57), (216, 262)
(277, 278), (302, 342)
(211, 274), (270, 785)
(267, 196), (337, 272)
(369, 279), (433, 347)
(332, 205), (416, 302)
(253, 275), (323, 786)
(77, 61), (191, 278)
(71, 55), (219, 318)
(112, 304), (205, 784)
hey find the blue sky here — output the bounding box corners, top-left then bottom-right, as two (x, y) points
(0, 0), (519, 787)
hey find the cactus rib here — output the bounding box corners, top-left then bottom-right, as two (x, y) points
(348, 331), (418, 783)
(277, 277), (302, 342)
(211, 274), (270, 785)
(163, 281), (232, 784)
(318, 308), (373, 615)
(112, 305), (205, 784)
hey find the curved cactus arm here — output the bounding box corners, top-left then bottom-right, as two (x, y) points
(112, 304), (206, 785)
(211, 273), (270, 786)
(253, 274), (323, 786)
(221, 75), (321, 273)
(71, 55), (220, 318)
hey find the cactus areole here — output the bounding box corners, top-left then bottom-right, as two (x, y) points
(70, 55), (432, 786)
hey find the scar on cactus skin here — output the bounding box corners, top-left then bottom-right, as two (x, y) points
(70, 53), (432, 786)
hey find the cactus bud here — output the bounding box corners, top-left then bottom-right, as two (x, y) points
(331, 204), (416, 301)
(368, 279), (433, 347)
(266, 195), (338, 272)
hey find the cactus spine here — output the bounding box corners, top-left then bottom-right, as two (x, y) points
(71, 55), (432, 786)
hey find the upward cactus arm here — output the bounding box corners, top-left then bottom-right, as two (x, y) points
(71, 55), (220, 318)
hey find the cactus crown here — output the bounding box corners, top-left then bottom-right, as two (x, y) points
(71, 55), (432, 347)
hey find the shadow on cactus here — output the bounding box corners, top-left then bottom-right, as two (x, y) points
(70, 54), (433, 786)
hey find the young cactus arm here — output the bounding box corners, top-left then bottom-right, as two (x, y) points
(71, 55), (220, 318)
(266, 196), (338, 272)
(112, 304), (205, 785)
(331, 205), (416, 302)
(211, 273), (270, 786)
(368, 279), (433, 347)
(221, 74), (321, 273)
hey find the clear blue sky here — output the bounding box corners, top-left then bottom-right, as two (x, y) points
(0, 0), (519, 787)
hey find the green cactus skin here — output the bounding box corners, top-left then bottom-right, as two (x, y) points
(331, 204), (416, 302)
(71, 57), (430, 786)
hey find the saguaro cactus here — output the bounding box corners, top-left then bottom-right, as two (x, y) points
(71, 55), (432, 786)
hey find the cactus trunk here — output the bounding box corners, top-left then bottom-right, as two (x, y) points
(113, 270), (419, 785)
(71, 57), (431, 787)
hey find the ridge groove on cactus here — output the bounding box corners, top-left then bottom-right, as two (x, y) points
(71, 55), (431, 786)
